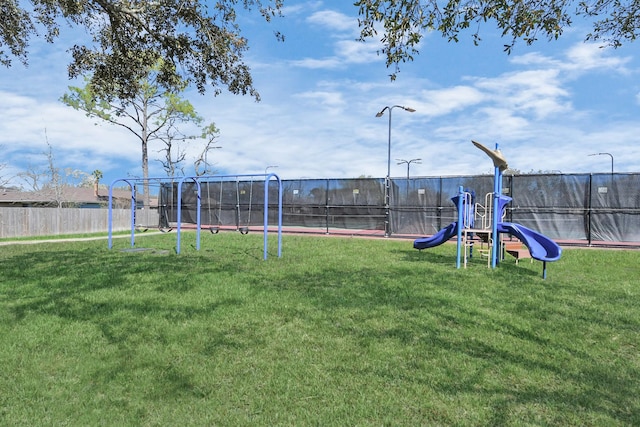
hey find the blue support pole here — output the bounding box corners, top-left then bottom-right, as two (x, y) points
(107, 178), (150, 250)
(498, 168), (504, 265)
(264, 176), (269, 260)
(129, 183), (136, 248)
(456, 185), (464, 269)
(263, 173), (283, 259)
(491, 144), (501, 269)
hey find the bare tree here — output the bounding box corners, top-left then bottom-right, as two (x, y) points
(17, 163), (45, 191)
(156, 117), (191, 178)
(194, 124), (222, 176)
(0, 146), (13, 188)
(16, 134), (90, 205)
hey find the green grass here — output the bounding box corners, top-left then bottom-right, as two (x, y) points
(0, 232), (638, 426)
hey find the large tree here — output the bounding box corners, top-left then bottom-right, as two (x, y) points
(1, 0), (283, 100)
(61, 65), (218, 206)
(355, 0), (640, 78)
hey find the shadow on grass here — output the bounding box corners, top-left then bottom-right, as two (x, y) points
(255, 256), (638, 425)
(1, 237), (637, 425)
(0, 243), (249, 326)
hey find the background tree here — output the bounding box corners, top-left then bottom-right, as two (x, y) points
(17, 164), (46, 192)
(61, 65), (217, 207)
(1, 0), (283, 100)
(156, 111), (220, 178)
(355, 0), (640, 78)
(0, 145), (12, 188)
(193, 124), (222, 177)
(0, 164), (8, 188)
(16, 137), (90, 205)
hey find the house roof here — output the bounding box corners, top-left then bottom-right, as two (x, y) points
(0, 186), (135, 204)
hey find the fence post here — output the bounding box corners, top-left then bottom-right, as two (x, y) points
(587, 173), (593, 246)
(325, 179), (330, 235)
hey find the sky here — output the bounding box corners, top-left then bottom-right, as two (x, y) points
(1, 1), (639, 189)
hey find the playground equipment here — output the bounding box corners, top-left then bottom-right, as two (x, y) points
(107, 173), (283, 259)
(201, 176), (257, 235)
(413, 141), (562, 278)
(112, 177), (178, 233)
(413, 189), (499, 268)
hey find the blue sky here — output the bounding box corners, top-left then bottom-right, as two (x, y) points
(1, 1), (639, 188)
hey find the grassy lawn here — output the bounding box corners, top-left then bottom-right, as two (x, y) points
(0, 232), (638, 426)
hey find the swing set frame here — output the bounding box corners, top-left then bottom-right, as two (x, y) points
(108, 173), (283, 259)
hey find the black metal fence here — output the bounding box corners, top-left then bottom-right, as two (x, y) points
(167, 173), (640, 244)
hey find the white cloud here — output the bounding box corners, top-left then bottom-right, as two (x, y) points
(0, 90), (144, 184)
(413, 86), (485, 117)
(472, 69), (570, 119)
(563, 43), (631, 73)
(282, 1), (323, 16)
(335, 40), (380, 64)
(511, 42), (632, 76)
(294, 90), (345, 108)
(306, 10), (356, 33)
(510, 52), (561, 67)
(289, 57), (342, 69)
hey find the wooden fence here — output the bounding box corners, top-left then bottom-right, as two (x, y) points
(0, 208), (153, 239)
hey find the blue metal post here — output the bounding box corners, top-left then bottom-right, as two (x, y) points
(264, 173), (283, 259)
(491, 144), (501, 268)
(456, 185), (464, 269)
(107, 178), (142, 249)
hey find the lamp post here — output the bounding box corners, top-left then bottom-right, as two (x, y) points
(376, 105), (416, 237)
(265, 165), (278, 174)
(397, 158), (422, 180)
(376, 106), (416, 179)
(588, 152), (614, 174)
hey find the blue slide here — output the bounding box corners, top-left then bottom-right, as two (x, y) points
(414, 221), (562, 264)
(413, 222), (459, 250)
(498, 222), (562, 262)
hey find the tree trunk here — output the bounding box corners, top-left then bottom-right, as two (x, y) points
(142, 101), (150, 210)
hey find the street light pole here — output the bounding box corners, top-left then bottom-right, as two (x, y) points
(397, 158), (422, 180)
(588, 152), (614, 174)
(376, 105), (416, 237)
(377, 105), (416, 179)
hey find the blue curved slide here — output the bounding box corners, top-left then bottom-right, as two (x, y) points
(413, 222), (459, 250)
(498, 222), (562, 262)
(414, 221), (562, 263)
